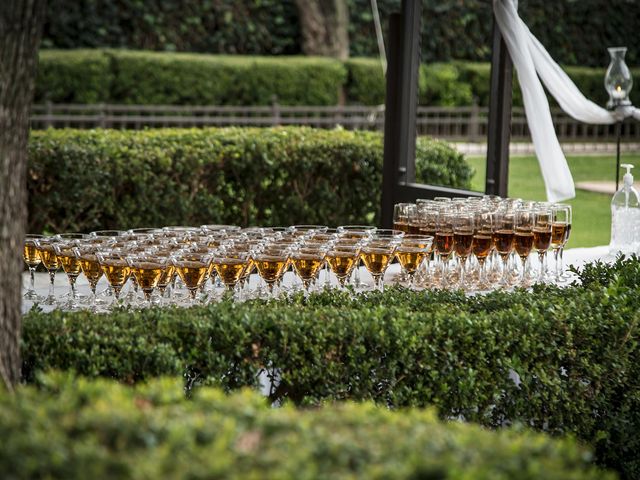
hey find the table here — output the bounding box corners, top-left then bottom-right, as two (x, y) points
(21, 246), (614, 315)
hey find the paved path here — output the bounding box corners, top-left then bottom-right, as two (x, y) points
(452, 142), (640, 156)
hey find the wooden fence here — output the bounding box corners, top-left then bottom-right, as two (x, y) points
(30, 102), (640, 142)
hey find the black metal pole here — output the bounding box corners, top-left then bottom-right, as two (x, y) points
(485, 14), (513, 197)
(380, 0), (422, 228)
(615, 121), (621, 191)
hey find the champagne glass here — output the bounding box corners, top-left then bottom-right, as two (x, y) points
(393, 203), (416, 233)
(34, 235), (62, 306)
(213, 251), (251, 298)
(172, 252), (212, 304)
(336, 226), (375, 289)
(492, 210), (515, 287)
(395, 235), (433, 289)
(54, 237), (86, 310)
(253, 250), (290, 298)
(551, 204), (572, 282)
(533, 206), (552, 283)
(472, 210), (493, 291)
(326, 244), (361, 289)
(360, 238), (397, 292)
(75, 244), (104, 312)
(290, 247), (327, 294)
(127, 254), (168, 306)
(23, 234), (44, 300)
(435, 210), (455, 288)
(453, 211), (474, 288)
(97, 251), (131, 308)
(514, 208), (534, 286)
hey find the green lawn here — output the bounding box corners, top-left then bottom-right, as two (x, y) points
(466, 154), (640, 248)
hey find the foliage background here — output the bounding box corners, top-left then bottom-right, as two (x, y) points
(42, 0), (639, 68)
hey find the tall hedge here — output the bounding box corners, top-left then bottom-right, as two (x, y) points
(27, 127), (471, 233)
(41, 0), (639, 67)
(35, 50), (640, 107)
(0, 373), (613, 479)
(21, 257), (640, 478)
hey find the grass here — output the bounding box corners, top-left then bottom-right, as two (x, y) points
(466, 154), (640, 248)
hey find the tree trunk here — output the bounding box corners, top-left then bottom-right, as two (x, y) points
(0, 0), (46, 391)
(294, 0), (349, 60)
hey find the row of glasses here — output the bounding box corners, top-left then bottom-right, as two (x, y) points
(394, 197), (572, 290)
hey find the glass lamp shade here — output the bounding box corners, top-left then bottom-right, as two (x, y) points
(605, 47), (633, 108)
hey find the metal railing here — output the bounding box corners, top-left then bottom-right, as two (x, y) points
(30, 102), (640, 142)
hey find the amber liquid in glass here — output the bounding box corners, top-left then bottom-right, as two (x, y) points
(453, 232), (473, 258)
(393, 221), (409, 233)
(407, 223), (421, 234)
(58, 252), (82, 277)
(80, 255), (103, 286)
(176, 262), (209, 289)
(39, 245), (60, 270)
(131, 262), (164, 291)
(254, 257), (288, 283)
(533, 228), (552, 251)
(435, 232), (454, 256)
(327, 253), (357, 279)
(292, 256), (324, 281)
(550, 223), (567, 248)
(396, 249), (426, 274)
(23, 244), (41, 267)
(157, 265), (176, 289)
(418, 227), (437, 253)
(472, 233), (492, 259)
(514, 232), (534, 258)
(101, 261), (131, 288)
(214, 260), (247, 286)
(493, 230), (514, 256)
(361, 249), (393, 275)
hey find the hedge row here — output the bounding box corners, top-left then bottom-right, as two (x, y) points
(42, 0), (640, 68)
(27, 127), (471, 234)
(37, 50), (347, 106)
(1, 373), (612, 479)
(36, 50), (640, 107)
(22, 257), (640, 478)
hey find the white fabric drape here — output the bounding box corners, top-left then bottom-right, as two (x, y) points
(493, 0), (639, 202)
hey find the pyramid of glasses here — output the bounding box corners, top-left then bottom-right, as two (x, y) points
(22, 197), (571, 311)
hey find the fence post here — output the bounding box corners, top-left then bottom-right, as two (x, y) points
(45, 101), (53, 128)
(271, 95), (280, 126)
(469, 100), (480, 141)
(98, 103), (106, 128)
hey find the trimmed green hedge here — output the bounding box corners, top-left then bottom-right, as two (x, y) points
(36, 49), (113, 104)
(36, 50), (640, 107)
(1, 373), (612, 479)
(36, 50), (346, 106)
(27, 127), (471, 233)
(22, 257), (640, 478)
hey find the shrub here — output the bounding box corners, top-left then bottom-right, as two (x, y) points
(37, 50), (639, 107)
(27, 127), (471, 233)
(108, 50), (347, 106)
(21, 257), (640, 478)
(35, 49), (113, 104)
(0, 372), (612, 479)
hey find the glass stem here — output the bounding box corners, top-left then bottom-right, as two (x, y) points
(70, 277), (77, 301)
(48, 271), (55, 298)
(538, 252), (545, 282)
(478, 258), (486, 287)
(559, 247), (565, 280)
(440, 256), (449, 289)
(29, 267), (36, 293)
(459, 256), (466, 288)
(520, 257), (527, 285)
(553, 248), (560, 282)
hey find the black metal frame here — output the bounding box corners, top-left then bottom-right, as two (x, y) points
(381, 0), (513, 227)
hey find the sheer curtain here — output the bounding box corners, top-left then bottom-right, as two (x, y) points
(493, 0), (639, 202)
